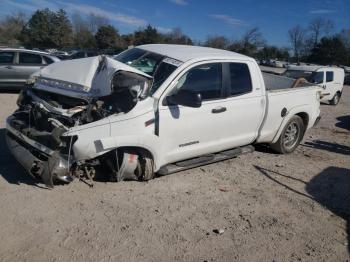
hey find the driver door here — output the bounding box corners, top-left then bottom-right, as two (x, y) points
(158, 62), (229, 164)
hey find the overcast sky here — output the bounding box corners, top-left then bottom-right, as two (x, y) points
(1, 0), (349, 46)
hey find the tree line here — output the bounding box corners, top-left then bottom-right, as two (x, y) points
(0, 9), (192, 53)
(0, 8), (349, 65)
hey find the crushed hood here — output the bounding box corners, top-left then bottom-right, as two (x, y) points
(33, 56), (152, 98)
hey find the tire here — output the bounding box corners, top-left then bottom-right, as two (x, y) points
(138, 155), (154, 181)
(271, 115), (305, 154)
(329, 92), (340, 105)
(108, 152), (154, 182)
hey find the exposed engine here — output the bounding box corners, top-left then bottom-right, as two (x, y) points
(9, 71), (145, 151)
(6, 71), (149, 188)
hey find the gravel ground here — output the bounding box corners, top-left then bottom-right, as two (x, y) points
(0, 87), (349, 262)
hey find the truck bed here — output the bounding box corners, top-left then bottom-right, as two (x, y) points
(257, 77), (321, 143)
(263, 72), (314, 91)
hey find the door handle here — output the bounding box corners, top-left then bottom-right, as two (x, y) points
(211, 107), (227, 114)
(5, 65), (13, 69)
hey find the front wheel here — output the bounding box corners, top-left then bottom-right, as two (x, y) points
(138, 155), (154, 181)
(329, 93), (340, 105)
(270, 115), (305, 154)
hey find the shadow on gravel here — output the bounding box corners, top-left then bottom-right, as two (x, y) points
(336, 115), (350, 131)
(303, 140), (350, 155)
(306, 167), (350, 254)
(254, 144), (278, 155)
(0, 128), (43, 187)
(0, 89), (21, 94)
(253, 165), (312, 199)
(254, 165), (350, 254)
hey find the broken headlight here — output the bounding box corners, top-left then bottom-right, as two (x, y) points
(59, 135), (78, 155)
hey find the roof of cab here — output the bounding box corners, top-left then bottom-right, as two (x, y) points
(137, 44), (253, 63)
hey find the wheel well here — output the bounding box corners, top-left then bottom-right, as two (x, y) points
(117, 146), (154, 161)
(98, 146), (155, 164)
(295, 112), (309, 128)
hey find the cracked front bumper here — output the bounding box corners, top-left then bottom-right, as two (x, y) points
(5, 126), (74, 188)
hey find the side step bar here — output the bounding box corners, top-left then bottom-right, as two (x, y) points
(157, 145), (254, 176)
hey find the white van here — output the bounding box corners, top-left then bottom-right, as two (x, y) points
(285, 65), (345, 105)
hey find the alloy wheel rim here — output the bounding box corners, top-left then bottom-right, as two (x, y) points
(334, 95), (339, 104)
(283, 121), (299, 149)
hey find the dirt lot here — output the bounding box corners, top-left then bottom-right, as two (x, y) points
(0, 87), (349, 262)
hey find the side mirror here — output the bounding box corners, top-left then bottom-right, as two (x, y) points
(167, 90), (202, 108)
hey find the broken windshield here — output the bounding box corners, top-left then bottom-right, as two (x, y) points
(114, 48), (179, 95)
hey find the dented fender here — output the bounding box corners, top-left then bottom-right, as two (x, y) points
(64, 107), (162, 170)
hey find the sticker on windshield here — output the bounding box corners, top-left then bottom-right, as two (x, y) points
(163, 57), (183, 67)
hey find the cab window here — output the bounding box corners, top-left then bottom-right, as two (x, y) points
(129, 52), (163, 75)
(309, 71), (324, 84)
(175, 63), (222, 100)
(326, 71), (334, 82)
(43, 56), (55, 64)
(228, 63), (252, 96)
(19, 52), (43, 64)
(0, 52), (15, 64)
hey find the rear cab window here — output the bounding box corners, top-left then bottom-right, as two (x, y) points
(227, 63), (252, 96)
(19, 52), (43, 64)
(0, 51), (15, 64)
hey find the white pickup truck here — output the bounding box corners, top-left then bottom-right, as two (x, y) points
(6, 45), (322, 188)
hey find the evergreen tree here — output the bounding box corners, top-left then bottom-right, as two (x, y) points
(95, 25), (119, 49)
(308, 37), (348, 65)
(134, 25), (161, 45)
(52, 9), (73, 48)
(22, 9), (73, 49)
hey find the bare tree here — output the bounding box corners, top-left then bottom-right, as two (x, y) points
(309, 18), (334, 46)
(71, 13), (96, 48)
(88, 13), (109, 34)
(204, 35), (230, 49)
(288, 25), (306, 62)
(71, 13), (87, 33)
(241, 27), (265, 48)
(233, 27), (266, 56)
(0, 12), (27, 46)
(338, 29), (350, 49)
(163, 27), (193, 45)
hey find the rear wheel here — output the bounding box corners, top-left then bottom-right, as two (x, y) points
(271, 115), (305, 154)
(330, 92), (340, 105)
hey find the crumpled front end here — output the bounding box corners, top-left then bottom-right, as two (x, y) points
(6, 116), (76, 188)
(5, 86), (98, 188)
(5, 55), (153, 188)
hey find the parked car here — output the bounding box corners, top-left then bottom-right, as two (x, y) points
(0, 48), (60, 89)
(272, 60), (285, 68)
(51, 51), (70, 60)
(6, 44), (322, 188)
(345, 73), (350, 85)
(284, 64), (345, 105)
(68, 50), (98, 60)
